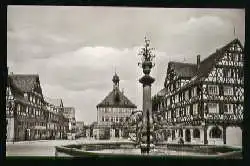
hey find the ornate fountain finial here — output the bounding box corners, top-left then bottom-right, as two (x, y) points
(138, 36), (156, 75)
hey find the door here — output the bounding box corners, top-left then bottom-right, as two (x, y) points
(115, 129), (119, 138)
(185, 129), (191, 142)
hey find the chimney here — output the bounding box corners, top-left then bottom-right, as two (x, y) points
(197, 55), (200, 70)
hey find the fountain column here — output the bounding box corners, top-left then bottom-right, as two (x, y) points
(138, 36), (156, 154)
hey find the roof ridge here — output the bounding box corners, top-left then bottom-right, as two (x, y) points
(97, 88), (136, 108)
(200, 38), (240, 64)
(10, 74), (39, 76)
(169, 61), (196, 66)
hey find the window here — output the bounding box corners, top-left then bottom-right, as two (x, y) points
(178, 129), (183, 137)
(176, 109), (179, 117)
(175, 95), (178, 103)
(239, 68), (243, 79)
(105, 117), (109, 122)
(223, 68), (230, 78)
(185, 90), (189, 100)
(224, 104), (234, 114)
(172, 130), (175, 140)
(208, 85), (219, 95)
(193, 129), (200, 138)
(168, 111), (171, 119)
(209, 126), (222, 138)
(208, 103), (219, 113)
(193, 104), (198, 115)
(17, 104), (20, 115)
(167, 98), (170, 106)
(224, 86), (233, 96)
(186, 105), (190, 115)
(192, 87), (197, 97)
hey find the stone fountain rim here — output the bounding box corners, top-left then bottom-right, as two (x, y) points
(55, 142), (242, 158)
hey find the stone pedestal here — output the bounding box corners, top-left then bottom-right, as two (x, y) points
(139, 74), (155, 153)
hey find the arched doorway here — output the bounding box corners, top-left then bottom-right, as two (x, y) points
(185, 129), (191, 142)
(193, 129), (200, 138)
(209, 126), (222, 138)
(25, 129), (28, 141)
(172, 130), (175, 140)
(115, 129), (119, 138)
(226, 126), (242, 146)
(179, 129), (183, 138)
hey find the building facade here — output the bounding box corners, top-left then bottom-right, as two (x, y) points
(44, 97), (66, 139)
(6, 74), (47, 141)
(63, 107), (76, 134)
(94, 73), (137, 140)
(76, 121), (84, 134)
(6, 72), (70, 141)
(155, 39), (243, 146)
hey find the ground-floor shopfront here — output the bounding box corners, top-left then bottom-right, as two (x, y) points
(157, 123), (242, 146)
(93, 125), (129, 140)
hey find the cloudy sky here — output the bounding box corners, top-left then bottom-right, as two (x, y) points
(7, 6), (245, 124)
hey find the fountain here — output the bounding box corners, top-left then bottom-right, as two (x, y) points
(54, 37), (242, 158)
(137, 36), (156, 154)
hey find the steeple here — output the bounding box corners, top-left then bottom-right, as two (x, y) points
(112, 72), (120, 90)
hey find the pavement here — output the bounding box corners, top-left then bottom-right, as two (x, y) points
(6, 138), (132, 156)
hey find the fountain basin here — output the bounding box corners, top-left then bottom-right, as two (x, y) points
(55, 142), (242, 159)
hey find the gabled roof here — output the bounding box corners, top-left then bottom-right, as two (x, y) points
(195, 38), (243, 81)
(9, 74), (40, 92)
(176, 38), (244, 90)
(157, 88), (167, 97)
(44, 96), (63, 107)
(7, 77), (29, 105)
(97, 89), (137, 108)
(168, 62), (197, 78)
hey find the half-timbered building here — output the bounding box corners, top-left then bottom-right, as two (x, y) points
(156, 38), (244, 146)
(95, 72), (137, 140)
(6, 73), (47, 141)
(44, 97), (65, 139)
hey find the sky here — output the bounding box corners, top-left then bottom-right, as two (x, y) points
(7, 6), (245, 125)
